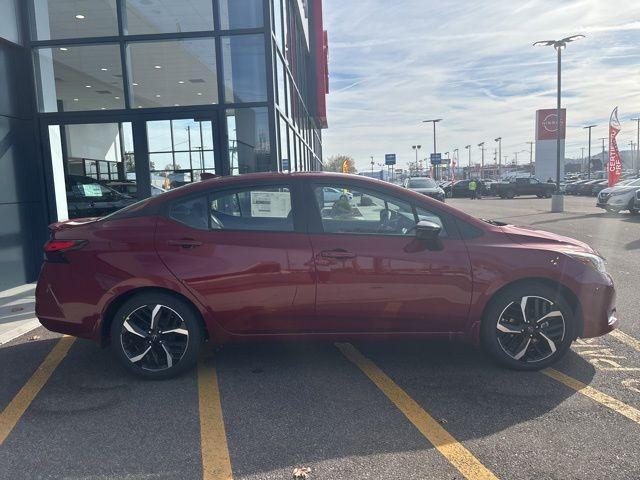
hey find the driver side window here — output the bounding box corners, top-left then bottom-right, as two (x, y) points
(313, 185), (415, 236)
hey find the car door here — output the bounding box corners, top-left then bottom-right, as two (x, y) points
(305, 181), (473, 334)
(155, 181), (316, 334)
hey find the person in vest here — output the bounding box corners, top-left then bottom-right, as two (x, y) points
(469, 179), (478, 199)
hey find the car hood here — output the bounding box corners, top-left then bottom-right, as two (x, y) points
(599, 185), (638, 195)
(500, 224), (595, 254)
(410, 187), (442, 194)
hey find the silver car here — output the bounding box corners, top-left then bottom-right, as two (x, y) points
(596, 178), (640, 214)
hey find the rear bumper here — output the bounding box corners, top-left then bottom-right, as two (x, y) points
(578, 278), (618, 338)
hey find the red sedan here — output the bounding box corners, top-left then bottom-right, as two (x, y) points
(36, 173), (618, 379)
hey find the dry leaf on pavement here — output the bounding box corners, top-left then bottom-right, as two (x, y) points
(293, 467), (311, 479)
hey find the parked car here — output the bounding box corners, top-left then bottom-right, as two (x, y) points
(321, 186), (354, 204)
(635, 189), (640, 211)
(104, 180), (168, 198)
(597, 178), (640, 214)
(66, 175), (137, 219)
(565, 179), (591, 195)
(449, 179), (487, 198)
(404, 177), (445, 202)
(590, 180), (610, 197)
(37, 172), (617, 379)
(493, 178), (555, 199)
(576, 179), (602, 196)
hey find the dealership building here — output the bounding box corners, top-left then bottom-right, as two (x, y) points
(0, 0), (329, 290)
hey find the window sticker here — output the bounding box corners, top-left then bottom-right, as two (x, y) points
(250, 191), (291, 218)
(81, 184), (103, 197)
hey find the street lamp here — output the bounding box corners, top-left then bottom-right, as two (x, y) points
(583, 125), (597, 179)
(465, 145), (472, 179)
(478, 142), (485, 179)
(423, 119), (442, 179)
(599, 137), (607, 170)
(527, 142), (534, 177)
(494, 137), (502, 178)
(534, 34), (585, 211)
(412, 145), (422, 175)
(631, 118), (640, 175)
(370, 156), (375, 175)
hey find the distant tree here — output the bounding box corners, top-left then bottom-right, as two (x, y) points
(325, 155), (358, 173)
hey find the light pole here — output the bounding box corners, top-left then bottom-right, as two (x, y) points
(453, 148), (459, 180)
(465, 145), (471, 179)
(527, 142), (534, 177)
(631, 117), (640, 175)
(494, 137), (502, 178)
(581, 147), (585, 173)
(423, 119), (442, 179)
(599, 137), (607, 172)
(534, 34), (585, 211)
(478, 142), (485, 179)
(370, 156), (374, 175)
(583, 125), (596, 179)
(412, 145), (422, 175)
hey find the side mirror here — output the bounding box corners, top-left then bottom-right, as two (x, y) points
(415, 220), (441, 240)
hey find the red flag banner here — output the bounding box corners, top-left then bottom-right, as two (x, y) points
(608, 107), (622, 187)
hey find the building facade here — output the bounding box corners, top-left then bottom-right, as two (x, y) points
(0, 0), (329, 290)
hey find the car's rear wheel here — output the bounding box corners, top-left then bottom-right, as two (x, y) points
(110, 292), (202, 379)
(506, 190), (515, 199)
(481, 283), (575, 370)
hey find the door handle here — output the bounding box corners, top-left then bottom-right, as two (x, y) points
(321, 249), (356, 259)
(168, 239), (203, 249)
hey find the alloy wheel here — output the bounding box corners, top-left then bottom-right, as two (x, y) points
(496, 296), (565, 363)
(120, 304), (189, 372)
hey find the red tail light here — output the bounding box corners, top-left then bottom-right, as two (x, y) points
(43, 240), (87, 262)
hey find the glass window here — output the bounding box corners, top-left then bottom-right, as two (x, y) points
(34, 44), (124, 112)
(147, 118), (217, 191)
(272, 0), (283, 48)
(31, 0), (118, 40)
(221, 35), (267, 103)
(314, 185), (418, 236)
(210, 187), (293, 232)
(1, 0), (21, 44)
(279, 116), (289, 172)
(227, 107), (272, 175)
(276, 55), (287, 110)
(124, 0), (214, 35)
(128, 39), (218, 108)
(170, 196), (209, 230)
(219, 0), (263, 30)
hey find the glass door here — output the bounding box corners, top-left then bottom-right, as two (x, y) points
(144, 114), (220, 195)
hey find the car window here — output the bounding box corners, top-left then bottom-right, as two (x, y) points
(170, 196), (209, 230)
(314, 185), (419, 236)
(407, 178), (436, 188)
(210, 186), (293, 232)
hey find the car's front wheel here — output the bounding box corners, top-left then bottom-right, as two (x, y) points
(110, 292), (203, 379)
(481, 283), (575, 370)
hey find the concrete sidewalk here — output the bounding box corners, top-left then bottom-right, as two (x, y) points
(0, 283), (39, 345)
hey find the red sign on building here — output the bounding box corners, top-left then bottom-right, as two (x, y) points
(536, 109), (567, 141)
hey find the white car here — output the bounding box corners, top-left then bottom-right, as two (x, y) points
(596, 178), (640, 214)
(322, 187), (354, 203)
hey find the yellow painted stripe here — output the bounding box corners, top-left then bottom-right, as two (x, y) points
(543, 368), (640, 425)
(610, 330), (640, 353)
(198, 357), (233, 480)
(336, 343), (498, 480)
(0, 335), (75, 445)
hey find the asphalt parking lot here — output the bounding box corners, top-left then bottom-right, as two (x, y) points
(1, 195), (639, 480)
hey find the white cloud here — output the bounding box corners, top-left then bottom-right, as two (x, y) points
(322, 0), (640, 170)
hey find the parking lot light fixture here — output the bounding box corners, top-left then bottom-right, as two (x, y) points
(534, 34), (585, 212)
(465, 145), (472, 179)
(631, 118), (640, 175)
(583, 125), (597, 179)
(494, 137), (502, 177)
(478, 143), (485, 179)
(423, 119), (442, 179)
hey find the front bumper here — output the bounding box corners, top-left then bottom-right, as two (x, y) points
(578, 278), (618, 338)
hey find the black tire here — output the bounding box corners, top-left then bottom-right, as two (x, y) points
(506, 191), (515, 199)
(110, 292), (203, 380)
(536, 194), (544, 199)
(481, 283), (575, 371)
(499, 194), (506, 199)
(544, 192), (552, 198)
(339, 195), (348, 201)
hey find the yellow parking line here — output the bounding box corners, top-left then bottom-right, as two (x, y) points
(0, 335), (75, 445)
(543, 368), (640, 426)
(609, 330), (640, 353)
(336, 343), (498, 480)
(198, 357), (233, 480)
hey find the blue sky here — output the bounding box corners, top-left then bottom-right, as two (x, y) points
(322, 0), (640, 171)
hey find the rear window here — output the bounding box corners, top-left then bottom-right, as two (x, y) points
(408, 178), (436, 188)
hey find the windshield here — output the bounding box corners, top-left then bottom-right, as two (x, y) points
(408, 178), (437, 188)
